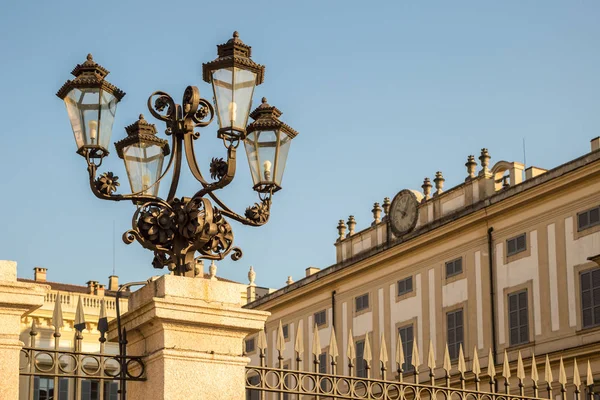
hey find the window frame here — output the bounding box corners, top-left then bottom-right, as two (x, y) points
(577, 206), (600, 232)
(506, 233), (527, 257)
(245, 338), (256, 354)
(445, 257), (463, 279)
(355, 339), (367, 378)
(314, 310), (327, 327)
(508, 289), (529, 346)
(397, 276), (414, 297)
(282, 323), (289, 339)
(580, 267), (600, 329)
(355, 293), (370, 313)
(397, 324), (414, 372)
(446, 308), (464, 360)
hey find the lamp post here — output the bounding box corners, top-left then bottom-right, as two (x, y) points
(56, 32), (299, 277)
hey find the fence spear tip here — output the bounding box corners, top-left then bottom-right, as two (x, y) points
(472, 346), (481, 376)
(502, 349), (511, 379)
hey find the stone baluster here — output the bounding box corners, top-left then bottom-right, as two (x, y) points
(347, 216), (356, 236)
(433, 172), (445, 196)
(465, 155), (477, 180)
(422, 177), (432, 200)
(372, 202), (382, 225)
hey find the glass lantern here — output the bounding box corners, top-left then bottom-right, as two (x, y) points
(115, 115), (170, 197)
(245, 98), (298, 193)
(56, 54), (125, 158)
(202, 32), (265, 140)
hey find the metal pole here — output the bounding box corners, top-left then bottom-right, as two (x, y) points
(116, 281), (146, 400)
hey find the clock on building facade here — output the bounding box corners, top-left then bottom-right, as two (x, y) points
(389, 189), (421, 236)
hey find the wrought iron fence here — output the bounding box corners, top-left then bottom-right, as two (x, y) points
(245, 322), (598, 400)
(19, 290), (145, 400)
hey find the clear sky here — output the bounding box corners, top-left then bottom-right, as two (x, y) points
(0, 1), (599, 290)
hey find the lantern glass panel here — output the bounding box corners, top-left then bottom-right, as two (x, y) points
(211, 67), (256, 132)
(64, 88), (117, 153)
(244, 130), (278, 187)
(274, 131), (292, 187)
(122, 142), (165, 197)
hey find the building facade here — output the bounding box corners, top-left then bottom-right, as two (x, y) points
(244, 137), (600, 392)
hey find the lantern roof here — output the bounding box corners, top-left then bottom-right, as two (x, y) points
(56, 54), (125, 101)
(114, 114), (170, 159)
(202, 31), (265, 85)
(246, 98), (299, 139)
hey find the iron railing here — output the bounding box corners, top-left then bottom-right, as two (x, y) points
(19, 285), (146, 400)
(245, 323), (598, 400)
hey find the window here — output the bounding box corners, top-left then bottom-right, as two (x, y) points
(447, 309), (464, 360)
(581, 268), (600, 328)
(355, 340), (366, 377)
(246, 375), (260, 400)
(397, 277), (413, 296)
(314, 310), (327, 327)
(578, 206), (600, 231)
(355, 293), (369, 312)
(81, 380), (100, 400)
(319, 352), (330, 391)
(282, 324), (289, 339)
(245, 338), (255, 353)
(398, 325), (414, 372)
(34, 377), (53, 400)
(508, 290), (529, 345)
(445, 258), (463, 278)
(34, 378), (69, 400)
(318, 352), (327, 374)
(507, 233), (527, 257)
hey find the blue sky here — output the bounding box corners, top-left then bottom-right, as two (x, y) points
(0, 1), (599, 289)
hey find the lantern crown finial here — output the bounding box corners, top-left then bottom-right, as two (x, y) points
(202, 32), (265, 85)
(115, 116), (170, 159)
(56, 53), (125, 101)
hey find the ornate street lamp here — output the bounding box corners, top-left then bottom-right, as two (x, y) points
(56, 54), (125, 158)
(57, 32), (299, 276)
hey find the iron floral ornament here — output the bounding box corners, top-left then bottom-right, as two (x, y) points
(57, 33), (298, 276)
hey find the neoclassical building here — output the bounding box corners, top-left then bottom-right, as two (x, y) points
(244, 137), (600, 392)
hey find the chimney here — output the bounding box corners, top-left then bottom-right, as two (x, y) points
(96, 284), (105, 297)
(108, 275), (119, 291)
(591, 137), (600, 152)
(86, 280), (98, 294)
(33, 267), (47, 282)
(305, 266), (320, 277)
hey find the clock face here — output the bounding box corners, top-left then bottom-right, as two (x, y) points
(389, 190), (419, 236)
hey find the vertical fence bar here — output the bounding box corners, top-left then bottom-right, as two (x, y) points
(53, 329), (60, 400)
(28, 322), (37, 399)
(99, 339), (105, 400)
(75, 330), (83, 400)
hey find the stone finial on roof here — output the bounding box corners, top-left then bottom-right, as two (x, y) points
(286, 276), (294, 285)
(347, 216), (356, 236)
(337, 220), (347, 241)
(465, 155), (477, 180)
(479, 148), (491, 175)
(422, 177), (432, 200)
(372, 202), (382, 226)
(433, 172), (445, 196)
(209, 261), (217, 280)
(248, 266), (256, 286)
(382, 197), (391, 218)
